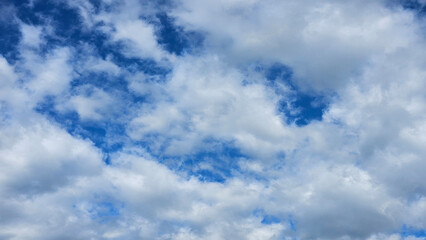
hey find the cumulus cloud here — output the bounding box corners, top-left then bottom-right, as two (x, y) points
(127, 55), (295, 158)
(92, 0), (173, 62)
(57, 85), (116, 120)
(172, 0), (421, 93)
(0, 0), (425, 239)
(0, 119), (103, 197)
(20, 24), (43, 48)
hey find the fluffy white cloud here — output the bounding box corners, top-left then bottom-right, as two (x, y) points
(0, 119), (103, 197)
(93, 0), (172, 62)
(0, 0), (425, 239)
(128, 55), (296, 159)
(20, 24), (43, 48)
(19, 47), (74, 102)
(172, 0), (421, 93)
(56, 85), (116, 120)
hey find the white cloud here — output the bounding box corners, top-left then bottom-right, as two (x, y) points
(20, 47), (74, 102)
(1, 0), (425, 239)
(0, 56), (18, 102)
(20, 24), (43, 48)
(56, 85), (116, 121)
(84, 55), (121, 76)
(112, 19), (166, 61)
(0, 118), (103, 197)
(92, 0), (172, 62)
(127, 55), (295, 158)
(172, 0), (421, 93)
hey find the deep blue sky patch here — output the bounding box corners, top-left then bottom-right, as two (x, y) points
(263, 63), (328, 126)
(156, 13), (204, 55)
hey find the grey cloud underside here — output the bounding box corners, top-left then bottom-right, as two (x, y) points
(0, 0), (425, 239)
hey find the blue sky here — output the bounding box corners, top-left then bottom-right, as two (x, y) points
(0, 0), (426, 239)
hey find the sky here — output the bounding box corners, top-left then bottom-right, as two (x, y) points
(0, 0), (426, 239)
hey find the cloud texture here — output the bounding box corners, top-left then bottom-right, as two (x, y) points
(0, 0), (425, 239)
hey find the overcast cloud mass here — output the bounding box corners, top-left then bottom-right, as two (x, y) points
(0, 0), (426, 239)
